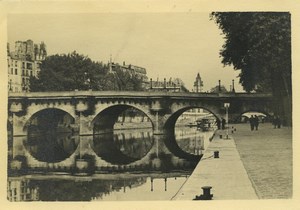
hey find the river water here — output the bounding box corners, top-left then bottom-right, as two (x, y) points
(8, 126), (215, 201)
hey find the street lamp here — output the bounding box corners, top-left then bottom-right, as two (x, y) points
(224, 103), (230, 139)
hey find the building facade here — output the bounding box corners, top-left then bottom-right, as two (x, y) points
(147, 78), (188, 92)
(7, 40), (47, 92)
(108, 60), (148, 83)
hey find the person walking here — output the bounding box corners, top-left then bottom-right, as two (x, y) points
(249, 115), (255, 131)
(277, 116), (282, 128)
(254, 115), (259, 130)
(273, 116), (277, 128)
(216, 118), (221, 130)
(221, 118), (226, 130)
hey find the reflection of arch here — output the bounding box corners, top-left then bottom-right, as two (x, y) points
(92, 105), (154, 134)
(91, 105), (154, 164)
(163, 106), (218, 160)
(92, 131), (154, 165)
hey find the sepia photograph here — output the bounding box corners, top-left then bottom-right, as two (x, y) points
(1, 0), (299, 209)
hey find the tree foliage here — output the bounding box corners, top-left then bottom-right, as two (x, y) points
(210, 12), (291, 97)
(210, 85), (228, 93)
(29, 51), (144, 92)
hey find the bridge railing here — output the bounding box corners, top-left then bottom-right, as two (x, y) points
(8, 91), (273, 99)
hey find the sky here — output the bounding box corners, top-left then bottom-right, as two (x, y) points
(7, 13), (243, 92)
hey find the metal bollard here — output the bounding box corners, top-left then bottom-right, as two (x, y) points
(193, 186), (213, 200)
(214, 151), (219, 158)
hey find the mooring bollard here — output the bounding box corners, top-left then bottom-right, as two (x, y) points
(193, 186), (213, 200)
(214, 151), (219, 158)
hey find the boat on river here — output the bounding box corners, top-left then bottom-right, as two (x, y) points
(196, 118), (216, 131)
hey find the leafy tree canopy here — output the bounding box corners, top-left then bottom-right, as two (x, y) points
(210, 85), (228, 93)
(210, 12), (291, 97)
(29, 51), (144, 92)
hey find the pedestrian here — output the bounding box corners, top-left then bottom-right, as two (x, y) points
(272, 116), (277, 128)
(254, 115), (259, 130)
(249, 115), (255, 131)
(277, 116), (282, 128)
(216, 118), (221, 130)
(221, 118), (226, 130)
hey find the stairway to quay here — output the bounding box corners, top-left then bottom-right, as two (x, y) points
(172, 123), (292, 200)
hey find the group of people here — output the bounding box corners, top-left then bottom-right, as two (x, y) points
(272, 116), (282, 129)
(216, 118), (226, 130)
(249, 115), (259, 131)
(216, 114), (283, 131)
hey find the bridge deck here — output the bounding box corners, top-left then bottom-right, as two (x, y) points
(8, 90), (273, 99)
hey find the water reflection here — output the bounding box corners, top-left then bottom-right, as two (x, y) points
(24, 133), (79, 163)
(175, 127), (214, 155)
(7, 174), (190, 201)
(8, 123), (216, 201)
(92, 129), (154, 164)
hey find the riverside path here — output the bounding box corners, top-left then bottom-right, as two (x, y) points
(172, 123), (292, 200)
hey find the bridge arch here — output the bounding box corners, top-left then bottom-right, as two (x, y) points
(165, 106), (220, 131)
(22, 108), (79, 163)
(92, 104), (155, 134)
(24, 108), (77, 134)
(162, 106), (219, 160)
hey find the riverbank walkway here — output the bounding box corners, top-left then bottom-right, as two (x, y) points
(172, 123), (292, 200)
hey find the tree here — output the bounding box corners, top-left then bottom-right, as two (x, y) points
(210, 85), (228, 93)
(210, 12), (292, 124)
(111, 67), (143, 91)
(29, 51), (144, 92)
(30, 51), (107, 91)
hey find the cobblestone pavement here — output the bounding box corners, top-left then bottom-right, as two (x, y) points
(231, 123), (292, 199)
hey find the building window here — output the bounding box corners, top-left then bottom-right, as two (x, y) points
(26, 63), (32, 70)
(11, 68), (13, 74)
(22, 70), (25, 76)
(15, 69), (18, 75)
(22, 62), (25, 68)
(30, 71), (33, 76)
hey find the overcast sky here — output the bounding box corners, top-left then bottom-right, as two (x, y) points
(8, 13), (243, 92)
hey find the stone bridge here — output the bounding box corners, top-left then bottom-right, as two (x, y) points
(8, 91), (275, 173)
(8, 91), (275, 136)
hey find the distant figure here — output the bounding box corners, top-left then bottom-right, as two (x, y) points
(272, 116), (277, 128)
(249, 115), (255, 131)
(254, 115), (259, 130)
(277, 116), (282, 128)
(273, 115), (282, 129)
(216, 118), (221, 130)
(221, 118), (226, 130)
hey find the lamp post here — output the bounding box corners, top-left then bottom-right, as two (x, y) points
(224, 103), (230, 139)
